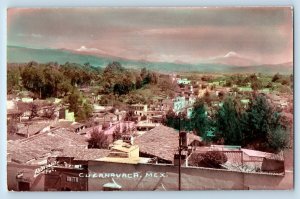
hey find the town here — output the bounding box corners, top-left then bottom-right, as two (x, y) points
(7, 61), (293, 191)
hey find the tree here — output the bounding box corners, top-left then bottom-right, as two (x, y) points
(68, 89), (82, 114)
(29, 103), (40, 120)
(112, 125), (122, 141)
(218, 91), (225, 100)
(190, 99), (210, 137)
(215, 97), (243, 145)
(7, 119), (18, 135)
(7, 67), (20, 93)
(135, 76), (143, 89)
(124, 109), (135, 121)
(272, 73), (281, 82)
(140, 67), (147, 79)
(189, 151), (228, 169)
(251, 80), (262, 91)
(122, 124), (128, 134)
(203, 91), (212, 105)
(76, 102), (93, 122)
(163, 110), (190, 131)
(243, 94), (282, 150)
(267, 127), (289, 152)
(88, 130), (109, 149)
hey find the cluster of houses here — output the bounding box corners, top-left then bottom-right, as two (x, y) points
(7, 74), (291, 191)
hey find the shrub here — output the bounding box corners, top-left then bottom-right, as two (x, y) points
(189, 150), (228, 169)
(87, 130), (109, 149)
(267, 127), (289, 152)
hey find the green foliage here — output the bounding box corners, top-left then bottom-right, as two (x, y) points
(88, 130), (109, 149)
(68, 89), (93, 122)
(251, 80), (263, 91)
(189, 151), (228, 169)
(191, 99), (210, 137)
(112, 124), (122, 141)
(243, 94), (280, 143)
(188, 93), (288, 152)
(99, 63), (157, 96)
(7, 67), (21, 93)
(272, 73), (282, 82)
(216, 98), (243, 145)
(163, 111), (191, 131)
(68, 89), (82, 114)
(18, 61), (99, 99)
(267, 127), (289, 152)
(271, 73), (292, 88)
(76, 102), (93, 122)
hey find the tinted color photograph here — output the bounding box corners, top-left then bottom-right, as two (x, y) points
(7, 7), (293, 191)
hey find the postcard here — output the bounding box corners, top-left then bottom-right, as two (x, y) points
(7, 7), (293, 191)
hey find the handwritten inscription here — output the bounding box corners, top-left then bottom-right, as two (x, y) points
(34, 161), (58, 177)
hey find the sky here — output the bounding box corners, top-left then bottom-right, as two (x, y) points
(7, 7), (293, 64)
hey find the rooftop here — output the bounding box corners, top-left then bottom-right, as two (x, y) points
(8, 128), (88, 164)
(135, 125), (201, 163)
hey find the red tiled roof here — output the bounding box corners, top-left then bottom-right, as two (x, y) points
(8, 129), (88, 164)
(135, 125), (201, 162)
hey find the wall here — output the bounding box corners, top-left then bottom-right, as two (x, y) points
(7, 163), (45, 191)
(65, 110), (75, 122)
(86, 161), (292, 191)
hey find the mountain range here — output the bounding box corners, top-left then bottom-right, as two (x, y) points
(7, 46), (293, 74)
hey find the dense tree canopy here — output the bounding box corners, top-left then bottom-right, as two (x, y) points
(215, 98), (243, 145)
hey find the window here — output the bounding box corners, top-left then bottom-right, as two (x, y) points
(66, 176), (79, 183)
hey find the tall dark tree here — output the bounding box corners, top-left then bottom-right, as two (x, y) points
(88, 130), (109, 149)
(215, 97), (243, 145)
(190, 99), (210, 137)
(243, 94), (281, 147)
(68, 89), (82, 114)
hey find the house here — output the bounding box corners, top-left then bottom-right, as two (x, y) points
(16, 122), (51, 138)
(98, 135), (151, 164)
(240, 99), (250, 109)
(83, 121), (136, 144)
(92, 105), (114, 117)
(7, 128), (88, 165)
(161, 99), (173, 112)
(94, 112), (119, 125)
(51, 121), (87, 133)
(136, 120), (160, 133)
(134, 125), (202, 163)
(59, 108), (75, 122)
(173, 96), (186, 114)
(130, 104), (148, 116)
(7, 109), (22, 121)
(190, 145), (284, 173)
(177, 78), (191, 85)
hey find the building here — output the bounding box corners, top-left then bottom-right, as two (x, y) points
(173, 96), (186, 114)
(59, 108), (75, 122)
(177, 78), (191, 85)
(135, 125), (202, 163)
(16, 122), (51, 138)
(136, 121), (160, 134)
(7, 128), (88, 165)
(130, 104), (148, 116)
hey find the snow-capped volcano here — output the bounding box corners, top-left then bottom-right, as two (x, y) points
(224, 51), (238, 58)
(208, 51), (258, 66)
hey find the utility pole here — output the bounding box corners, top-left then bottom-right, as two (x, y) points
(177, 114), (188, 191)
(178, 115), (182, 191)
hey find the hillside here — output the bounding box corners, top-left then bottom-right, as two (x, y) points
(7, 46), (293, 74)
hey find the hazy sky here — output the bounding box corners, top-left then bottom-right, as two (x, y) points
(7, 7), (293, 64)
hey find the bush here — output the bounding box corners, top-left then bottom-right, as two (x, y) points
(267, 127), (289, 152)
(87, 130), (109, 149)
(189, 150), (228, 169)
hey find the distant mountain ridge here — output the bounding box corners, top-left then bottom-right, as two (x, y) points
(7, 46), (293, 74)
